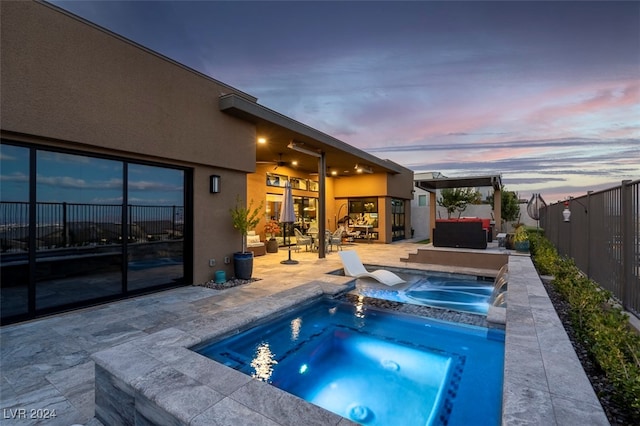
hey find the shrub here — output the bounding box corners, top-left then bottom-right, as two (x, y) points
(530, 234), (640, 420)
(528, 233), (558, 275)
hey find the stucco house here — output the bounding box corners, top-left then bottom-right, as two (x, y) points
(0, 0), (414, 324)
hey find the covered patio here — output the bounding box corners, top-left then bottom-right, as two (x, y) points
(414, 174), (503, 244)
(221, 93), (414, 256)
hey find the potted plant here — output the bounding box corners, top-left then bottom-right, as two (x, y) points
(230, 196), (263, 279)
(264, 220), (281, 253)
(513, 225), (530, 252)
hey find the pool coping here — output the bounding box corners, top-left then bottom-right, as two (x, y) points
(503, 255), (609, 425)
(91, 255), (610, 425)
(92, 281), (360, 426)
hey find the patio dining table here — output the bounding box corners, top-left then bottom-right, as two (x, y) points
(352, 224), (373, 242)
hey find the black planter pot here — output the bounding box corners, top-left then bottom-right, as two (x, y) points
(266, 239), (279, 253)
(233, 251), (254, 280)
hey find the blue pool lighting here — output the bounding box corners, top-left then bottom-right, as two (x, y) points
(194, 297), (504, 425)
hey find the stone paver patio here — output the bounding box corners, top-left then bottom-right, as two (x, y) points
(0, 240), (608, 425)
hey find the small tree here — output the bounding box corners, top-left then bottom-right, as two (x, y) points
(230, 196), (263, 253)
(437, 187), (480, 219)
(489, 187), (520, 223)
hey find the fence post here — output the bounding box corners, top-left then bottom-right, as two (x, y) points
(62, 202), (68, 247)
(172, 205), (177, 238)
(621, 180), (632, 311)
(586, 191), (592, 278)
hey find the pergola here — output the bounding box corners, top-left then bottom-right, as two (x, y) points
(415, 174), (503, 236)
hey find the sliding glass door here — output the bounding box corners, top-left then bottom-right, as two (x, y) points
(0, 140), (190, 324)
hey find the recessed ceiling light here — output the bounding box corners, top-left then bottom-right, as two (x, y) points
(292, 160), (298, 166)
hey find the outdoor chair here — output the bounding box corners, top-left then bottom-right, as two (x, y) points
(329, 227), (344, 251)
(293, 228), (312, 251)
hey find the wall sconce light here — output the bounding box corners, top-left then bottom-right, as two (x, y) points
(562, 201), (571, 222)
(210, 175), (221, 193)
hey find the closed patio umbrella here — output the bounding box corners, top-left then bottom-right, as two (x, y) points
(279, 181), (298, 264)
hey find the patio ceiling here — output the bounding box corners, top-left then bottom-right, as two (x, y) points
(415, 175), (502, 192)
(219, 94), (405, 176)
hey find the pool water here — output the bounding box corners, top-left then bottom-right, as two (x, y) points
(194, 297), (504, 425)
(353, 270), (496, 315)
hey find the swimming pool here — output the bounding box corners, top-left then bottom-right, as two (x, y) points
(194, 297), (504, 425)
(351, 269), (497, 315)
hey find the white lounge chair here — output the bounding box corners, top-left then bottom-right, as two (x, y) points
(338, 251), (405, 286)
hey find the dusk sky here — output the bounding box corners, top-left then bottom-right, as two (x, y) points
(51, 0), (639, 202)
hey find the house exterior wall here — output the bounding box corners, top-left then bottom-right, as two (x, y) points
(1, 1), (417, 323)
(411, 187), (432, 240)
(1, 1), (255, 285)
(1, 1), (256, 173)
(331, 169), (413, 243)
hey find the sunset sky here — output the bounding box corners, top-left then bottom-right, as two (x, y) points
(51, 0), (639, 202)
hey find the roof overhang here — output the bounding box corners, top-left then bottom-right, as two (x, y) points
(219, 94), (406, 175)
(415, 175), (502, 192)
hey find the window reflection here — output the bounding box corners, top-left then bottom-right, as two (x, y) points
(0, 142), (188, 323)
(127, 164), (184, 291)
(35, 151), (123, 310)
(0, 144), (30, 318)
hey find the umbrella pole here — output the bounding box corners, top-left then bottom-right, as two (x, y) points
(287, 226), (292, 261)
(281, 223), (298, 265)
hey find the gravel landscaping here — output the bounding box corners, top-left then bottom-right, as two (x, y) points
(196, 277), (261, 290)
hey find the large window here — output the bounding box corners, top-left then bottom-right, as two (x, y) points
(392, 199), (406, 241)
(0, 141), (190, 324)
(0, 144), (30, 318)
(266, 193), (317, 236)
(35, 151), (124, 310)
(348, 198), (378, 240)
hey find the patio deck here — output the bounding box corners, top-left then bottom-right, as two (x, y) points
(0, 240), (608, 425)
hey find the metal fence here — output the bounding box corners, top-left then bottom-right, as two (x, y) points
(540, 179), (640, 316)
(1, 201), (184, 252)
